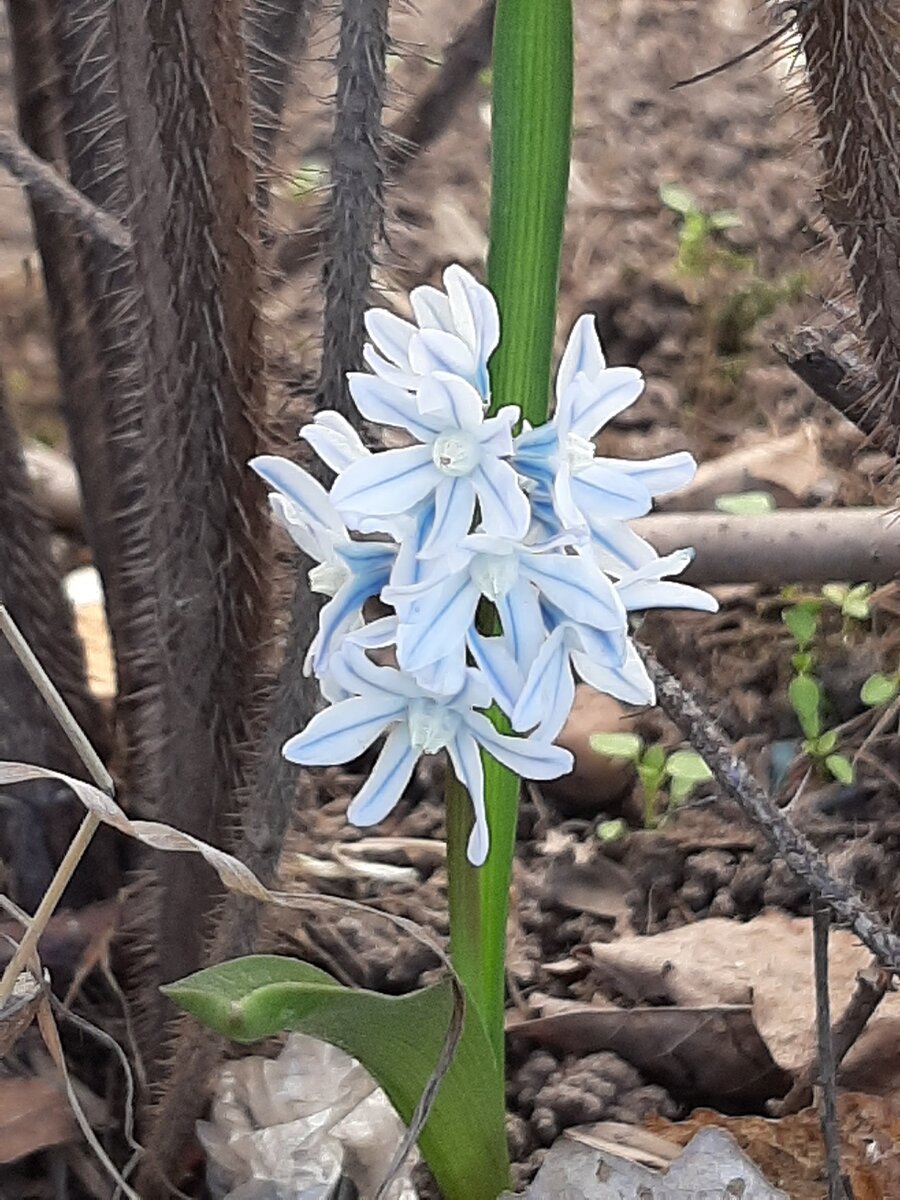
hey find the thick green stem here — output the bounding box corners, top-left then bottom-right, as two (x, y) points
(446, 0), (573, 1086)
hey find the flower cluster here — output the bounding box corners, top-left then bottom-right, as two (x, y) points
(252, 265), (716, 864)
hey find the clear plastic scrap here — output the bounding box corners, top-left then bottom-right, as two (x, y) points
(198, 1033), (419, 1200)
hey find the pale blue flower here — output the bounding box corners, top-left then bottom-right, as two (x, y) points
(331, 371), (528, 557)
(251, 455), (397, 674)
(513, 547), (719, 736)
(282, 646), (573, 864)
(362, 264), (499, 400)
(514, 315), (696, 537)
(383, 533), (624, 701)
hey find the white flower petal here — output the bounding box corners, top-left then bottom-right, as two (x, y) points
(573, 643), (655, 707)
(363, 343), (423, 392)
(472, 458), (530, 541)
(594, 450), (696, 498)
(496, 579), (545, 671)
(348, 373), (440, 441)
(477, 408), (518, 456)
(566, 367), (644, 439)
(587, 520), (659, 573)
(331, 444), (438, 517)
(444, 264), (499, 369)
(396, 573), (477, 671)
(419, 477), (476, 558)
(556, 314), (606, 401)
(467, 631), (525, 716)
(413, 653), (468, 698)
(330, 644), (425, 700)
(346, 615), (398, 649)
(417, 372), (484, 430)
(347, 725), (420, 826)
(410, 284), (453, 332)
(250, 455), (345, 539)
(512, 626), (568, 732)
(466, 710), (574, 781)
(409, 329), (476, 386)
(283, 695), (403, 765)
(523, 551), (626, 631)
(364, 308), (417, 367)
(618, 579), (719, 613)
(300, 411), (369, 473)
(447, 732), (489, 866)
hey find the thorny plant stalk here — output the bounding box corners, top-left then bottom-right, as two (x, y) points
(0, 606), (113, 1004)
(812, 904), (853, 1200)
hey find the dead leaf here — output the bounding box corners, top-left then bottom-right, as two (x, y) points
(0, 1076), (74, 1161)
(544, 856), (634, 934)
(507, 999), (790, 1108)
(649, 1094), (900, 1200)
(584, 909), (900, 1087)
(564, 1120), (680, 1168)
(664, 423), (828, 511)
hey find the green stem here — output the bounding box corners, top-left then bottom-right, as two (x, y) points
(446, 0), (573, 1079)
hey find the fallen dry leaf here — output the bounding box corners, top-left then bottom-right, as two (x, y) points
(0, 971), (42, 1058)
(648, 1094), (900, 1200)
(507, 998), (790, 1109)
(583, 909), (900, 1088)
(0, 1076), (74, 1162)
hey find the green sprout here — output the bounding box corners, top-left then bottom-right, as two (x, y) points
(860, 669), (900, 708)
(589, 733), (712, 829)
(714, 491), (776, 516)
(821, 581), (874, 624)
(659, 184), (746, 278)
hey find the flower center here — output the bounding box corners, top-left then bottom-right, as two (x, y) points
(471, 553), (519, 602)
(407, 699), (460, 754)
(431, 431), (481, 477)
(565, 432), (596, 473)
(308, 559), (349, 597)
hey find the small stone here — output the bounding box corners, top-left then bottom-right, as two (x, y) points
(709, 887), (737, 918)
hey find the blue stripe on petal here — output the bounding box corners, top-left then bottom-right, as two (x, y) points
(419, 477), (476, 558)
(512, 627), (568, 732)
(472, 458), (529, 541)
(572, 644), (655, 707)
(250, 456), (345, 538)
(567, 367), (644, 438)
(496, 580), (545, 673)
(282, 695), (403, 765)
(396, 573), (478, 671)
(570, 464), (651, 520)
(593, 450), (696, 498)
(556, 314), (606, 401)
(348, 374), (440, 441)
(331, 445), (437, 517)
(467, 631), (525, 716)
(347, 725), (420, 826)
(523, 552), (626, 631)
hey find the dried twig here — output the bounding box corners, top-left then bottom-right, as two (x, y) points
(812, 905), (853, 1200)
(638, 644), (900, 975)
(0, 129), (132, 251)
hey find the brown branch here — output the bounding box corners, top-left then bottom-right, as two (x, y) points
(275, 0), (495, 276)
(0, 129), (131, 251)
(638, 644), (900, 976)
(771, 956), (890, 1117)
(812, 905), (853, 1200)
(776, 327), (894, 455)
(634, 508), (900, 587)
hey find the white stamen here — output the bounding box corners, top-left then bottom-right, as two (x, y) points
(566, 432), (596, 473)
(471, 553), (519, 603)
(408, 700), (460, 754)
(309, 559), (349, 597)
(431, 431), (481, 477)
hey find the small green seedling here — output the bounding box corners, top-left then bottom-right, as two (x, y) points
(787, 671), (854, 784)
(659, 184), (746, 278)
(590, 733), (712, 828)
(714, 491), (776, 516)
(821, 581), (874, 625)
(860, 670), (900, 708)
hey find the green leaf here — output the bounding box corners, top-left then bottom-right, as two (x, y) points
(709, 209), (742, 231)
(820, 583), (848, 608)
(825, 754), (855, 786)
(668, 775), (698, 806)
(791, 650), (814, 674)
(165, 956), (509, 1200)
(642, 744), (667, 773)
(596, 818), (628, 843)
(665, 749), (713, 783)
(789, 673), (822, 740)
(782, 603), (820, 650)
(861, 673), (899, 707)
(659, 182), (697, 217)
(815, 729), (838, 755)
(714, 490), (776, 515)
(842, 582), (873, 621)
(590, 732), (643, 762)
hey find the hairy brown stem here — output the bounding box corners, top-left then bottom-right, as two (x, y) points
(246, 0), (318, 179)
(794, 3), (900, 458)
(275, 1), (494, 276)
(0, 374), (110, 910)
